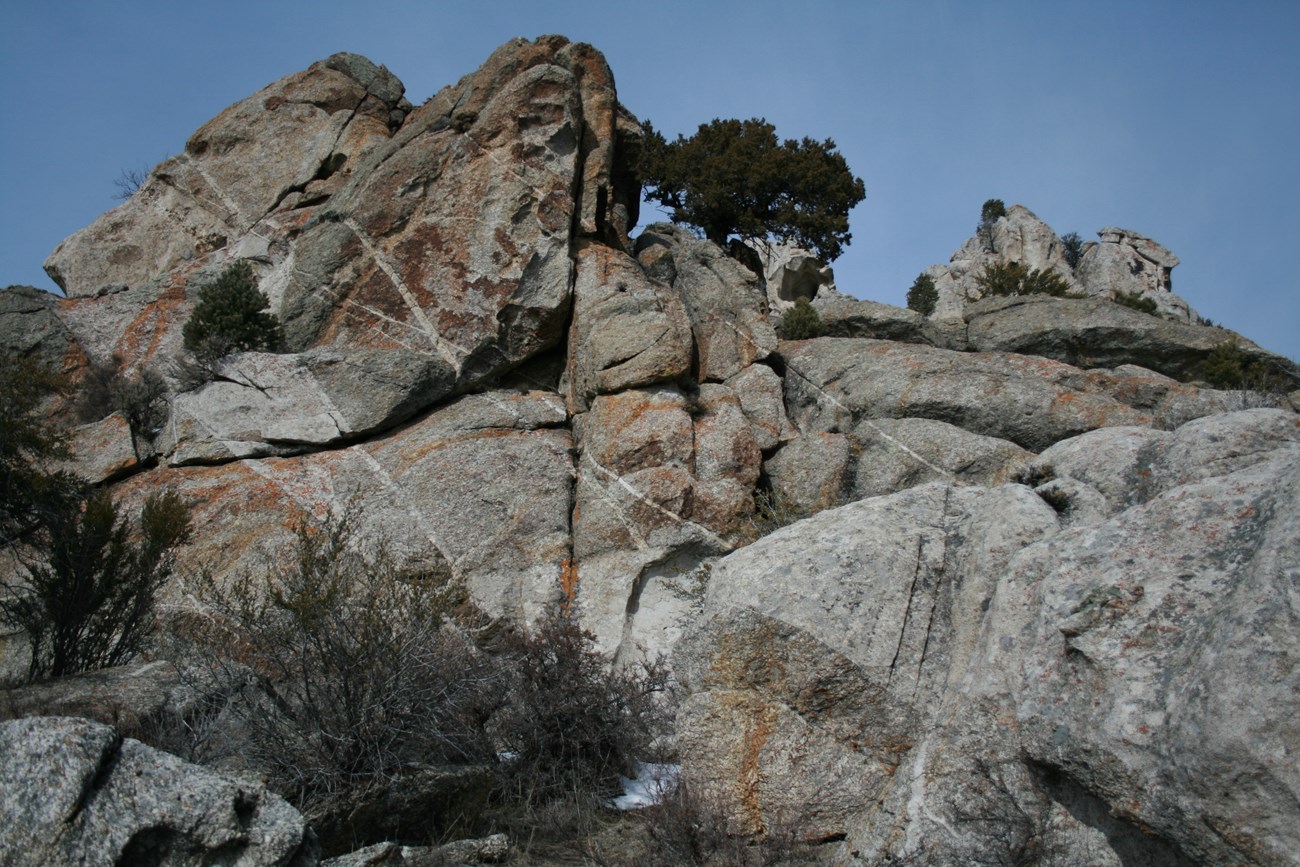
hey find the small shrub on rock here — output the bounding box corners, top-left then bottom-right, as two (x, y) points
(781, 297), (825, 339)
(906, 272), (938, 316)
(1060, 231), (1085, 270)
(180, 261), (283, 383)
(75, 354), (168, 452)
(1112, 290), (1159, 315)
(974, 261), (1073, 299)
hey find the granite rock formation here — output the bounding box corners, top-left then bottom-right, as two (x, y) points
(2, 35), (1298, 866)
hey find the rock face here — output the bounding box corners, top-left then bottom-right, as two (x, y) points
(0, 716), (317, 866)
(7, 35), (1299, 866)
(677, 409), (1300, 864)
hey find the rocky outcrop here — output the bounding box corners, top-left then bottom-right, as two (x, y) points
(963, 294), (1298, 387)
(924, 205), (1082, 320)
(11, 36), (1300, 866)
(922, 205), (1205, 327)
(45, 54), (407, 300)
(750, 239), (837, 311)
(677, 409), (1300, 864)
(635, 224), (776, 382)
(1077, 226), (1191, 321)
(784, 337), (1183, 451)
(0, 716), (317, 866)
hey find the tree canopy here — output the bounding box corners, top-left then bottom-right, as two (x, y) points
(639, 117), (866, 262)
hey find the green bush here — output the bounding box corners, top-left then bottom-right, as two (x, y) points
(181, 260), (283, 370)
(907, 273), (938, 316)
(0, 353), (81, 549)
(0, 488), (191, 682)
(1198, 339), (1290, 392)
(639, 117), (866, 262)
(1112, 290), (1159, 315)
(780, 297), (825, 339)
(977, 198), (1006, 252)
(1061, 232), (1085, 270)
(974, 261), (1073, 299)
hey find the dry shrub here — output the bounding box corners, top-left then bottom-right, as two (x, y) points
(492, 609), (670, 814)
(174, 509), (503, 818)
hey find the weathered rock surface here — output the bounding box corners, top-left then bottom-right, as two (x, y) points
(564, 240), (693, 413)
(571, 383), (761, 658)
(278, 37), (635, 393)
(45, 53), (407, 300)
(119, 390), (573, 624)
(675, 409), (1300, 864)
(65, 411), (148, 483)
(163, 347), (456, 464)
(635, 224), (776, 382)
(0, 716), (317, 866)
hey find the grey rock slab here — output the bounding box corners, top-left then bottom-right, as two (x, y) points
(965, 294), (1295, 386)
(0, 285), (74, 370)
(993, 447), (1300, 864)
(812, 290), (938, 345)
(0, 716), (317, 866)
(782, 337), (1158, 451)
(116, 390), (573, 626)
(848, 416), (1033, 499)
(723, 362), (793, 452)
(164, 347), (455, 465)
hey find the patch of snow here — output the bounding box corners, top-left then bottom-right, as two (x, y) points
(606, 762), (680, 810)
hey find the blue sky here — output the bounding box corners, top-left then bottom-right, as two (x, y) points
(2, 0), (1296, 360)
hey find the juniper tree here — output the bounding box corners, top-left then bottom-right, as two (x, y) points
(640, 117), (866, 262)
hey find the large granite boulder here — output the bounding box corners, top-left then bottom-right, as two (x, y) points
(162, 347), (456, 464)
(116, 390), (574, 625)
(571, 383), (761, 659)
(783, 337), (1181, 451)
(675, 409), (1300, 864)
(0, 716), (317, 866)
(564, 240), (693, 413)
